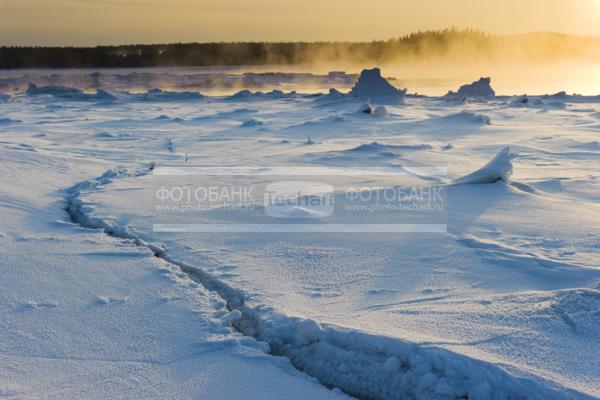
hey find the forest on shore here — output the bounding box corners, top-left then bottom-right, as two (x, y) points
(1, 29), (599, 69)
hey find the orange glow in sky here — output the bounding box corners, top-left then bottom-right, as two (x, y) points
(1, 0), (600, 46)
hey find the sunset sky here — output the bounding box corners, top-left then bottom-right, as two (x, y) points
(2, 0), (600, 46)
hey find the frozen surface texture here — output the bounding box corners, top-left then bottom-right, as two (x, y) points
(1, 68), (599, 399)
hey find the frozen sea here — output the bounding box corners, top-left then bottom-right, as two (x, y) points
(0, 67), (599, 399)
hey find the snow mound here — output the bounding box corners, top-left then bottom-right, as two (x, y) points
(240, 118), (265, 128)
(351, 142), (391, 152)
(453, 147), (514, 184)
(349, 142), (432, 153)
(306, 142), (432, 164)
(153, 114), (183, 122)
(438, 110), (491, 125)
(0, 117), (21, 124)
(349, 68), (406, 102)
(448, 77), (495, 98)
(0, 92), (10, 102)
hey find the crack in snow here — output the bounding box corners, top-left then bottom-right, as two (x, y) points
(62, 166), (590, 400)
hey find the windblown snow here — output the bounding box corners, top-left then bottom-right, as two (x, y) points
(1, 67), (600, 400)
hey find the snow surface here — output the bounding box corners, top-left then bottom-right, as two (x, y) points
(1, 68), (600, 399)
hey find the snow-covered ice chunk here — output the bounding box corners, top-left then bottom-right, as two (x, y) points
(349, 68), (406, 102)
(448, 77), (495, 98)
(240, 118), (265, 127)
(327, 88), (344, 98)
(373, 105), (388, 116)
(453, 147), (514, 184)
(356, 102), (387, 116)
(356, 101), (373, 114)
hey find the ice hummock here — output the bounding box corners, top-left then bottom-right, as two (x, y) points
(453, 147), (514, 184)
(349, 68), (406, 102)
(447, 77), (496, 98)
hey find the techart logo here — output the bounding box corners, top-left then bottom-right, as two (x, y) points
(264, 181), (334, 218)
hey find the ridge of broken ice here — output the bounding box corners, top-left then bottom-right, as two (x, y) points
(26, 83), (118, 101)
(228, 89), (297, 100)
(139, 88), (205, 101)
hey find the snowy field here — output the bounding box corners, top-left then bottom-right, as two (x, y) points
(1, 68), (599, 399)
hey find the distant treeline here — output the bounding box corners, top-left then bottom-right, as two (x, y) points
(1, 29), (599, 69)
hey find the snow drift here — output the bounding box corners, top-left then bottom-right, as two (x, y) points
(453, 147), (514, 184)
(439, 110), (491, 125)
